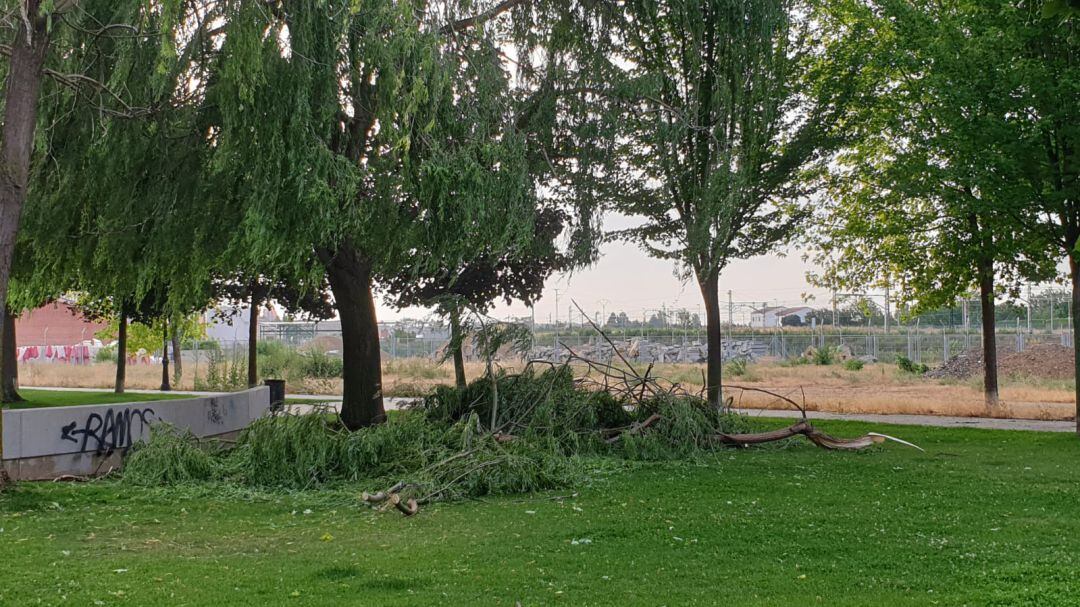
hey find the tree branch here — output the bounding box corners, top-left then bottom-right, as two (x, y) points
(438, 0), (529, 34)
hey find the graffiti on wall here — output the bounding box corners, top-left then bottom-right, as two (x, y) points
(59, 407), (156, 454)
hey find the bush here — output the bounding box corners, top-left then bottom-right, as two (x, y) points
(299, 349), (343, 379)
(843, 358), (865, 371)
(724, 358), (749, 377)
(895, 355), (929, 375)
(195, 348), (247, 391)
(813, 345), (838, 365)
(94, 345), (117, 363)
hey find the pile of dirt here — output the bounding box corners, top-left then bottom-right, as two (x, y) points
(928, 343), (1076, 381)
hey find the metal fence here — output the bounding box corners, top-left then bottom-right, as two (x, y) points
(251, 328), (1075, 365)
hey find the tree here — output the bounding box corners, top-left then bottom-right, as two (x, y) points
(13, 1), (246, 397)
(998, 4), (1080, 432)
(0, 0), (50, 404)
(1, 1), (170, 402)
(204, 1), (545, 429)
(385, 206), (571, 388)
(812, 0), (1064, 408)
(583, 0), (855, 406)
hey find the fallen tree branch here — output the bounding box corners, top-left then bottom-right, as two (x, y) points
(605, 413), (662, 444)
(716, 421), (924, 452)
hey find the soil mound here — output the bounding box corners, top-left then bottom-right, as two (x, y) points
(929, 343), (1075, 381)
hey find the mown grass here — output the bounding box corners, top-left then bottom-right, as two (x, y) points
(5, 388), (191, 410)
(2, 419), (1078, 605)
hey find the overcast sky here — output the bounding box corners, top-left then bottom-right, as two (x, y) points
(374, 211), (837, 324)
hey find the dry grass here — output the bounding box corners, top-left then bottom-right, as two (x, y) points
(17, 357), (1076, 421)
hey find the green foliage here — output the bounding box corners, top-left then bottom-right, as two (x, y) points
(96, 314), (204, 353)
(895, 355), (929, 375)
(94, 345), (117, 364)
(723, 358), (749, 378)
(813, 346), (838, 366)
(299, 349), (343, 380)
(126, 366), (753, 497)
(843, 358), (865, 372)
(124, 425), (223, 485)
(194, 348), (247, 392)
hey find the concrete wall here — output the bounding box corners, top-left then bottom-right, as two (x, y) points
(2, 386), (270, 480)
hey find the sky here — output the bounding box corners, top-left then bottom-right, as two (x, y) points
(373, 212), (838, 325)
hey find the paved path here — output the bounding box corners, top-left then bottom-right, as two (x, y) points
(24, 386), (1075, 433)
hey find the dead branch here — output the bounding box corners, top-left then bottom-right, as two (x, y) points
(716, 421), (923, 452)
(438, 0), (530, 34)
(722, 384), (807, 418)
(605, 413), (662, 444)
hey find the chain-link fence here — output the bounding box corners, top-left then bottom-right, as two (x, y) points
(246, 327), (1076, 366)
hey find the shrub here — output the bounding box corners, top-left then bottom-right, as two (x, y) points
(724, 357), (749, 377)
(94, 345), (117, 363)
(195, 347), (247, 391)
(895, 355), (929, 375)
(813, 345), (838, 365)
(299, 349), (343, 379)
(843, 358), (865, 371)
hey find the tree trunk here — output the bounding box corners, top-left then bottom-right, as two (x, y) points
(1071, 255), (1080, 436)
(321, 244), (386, 429)
(1, 309), (22, 403)
(114, 306), (128, 394)
(0, 2), (50, 366)
(248, 287), (261, 388)
(698, 271), (723, 408)
(160, 319), (171, 391)
(171, 316), (182, 384)
(449, 305), (467, 389)
(977, 257), (999, 408)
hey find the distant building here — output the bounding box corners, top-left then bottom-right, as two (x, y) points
(203, 304), (282, 345)
(14, 300), (108, 347)
(750, 306), (813, 328)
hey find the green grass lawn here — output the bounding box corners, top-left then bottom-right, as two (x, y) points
(6, 389), (191, 410)
(1, 420), (1078, 605)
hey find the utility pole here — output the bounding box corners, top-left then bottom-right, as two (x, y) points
(884, 285), (890, 333)
(1026, 283), (1032, 333)
(831, 289), (838, 327)
(727, 290), (733, 333)
(553, 288), (561, 330)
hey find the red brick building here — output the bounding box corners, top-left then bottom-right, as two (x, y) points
(14, 301), (108, 347)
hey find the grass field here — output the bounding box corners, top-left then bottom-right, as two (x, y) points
(6, 388), (191, 410)
(2, 419), (1078, 605)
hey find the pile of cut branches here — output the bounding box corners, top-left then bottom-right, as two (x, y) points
(124, 307), (920, 517)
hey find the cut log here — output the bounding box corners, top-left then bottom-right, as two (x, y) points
(362, 491), (389, 504)
(389, 493), (419, 516)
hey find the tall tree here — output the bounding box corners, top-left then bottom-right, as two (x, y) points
(16, 1), (227, 395)
(206, 1), (540, 429)
(581, 0), (855, 406)
(810, 0), (1057, 408)
(0, 0), (50, 404)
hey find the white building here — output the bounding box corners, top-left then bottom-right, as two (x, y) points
(749, 306), (813, 328)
